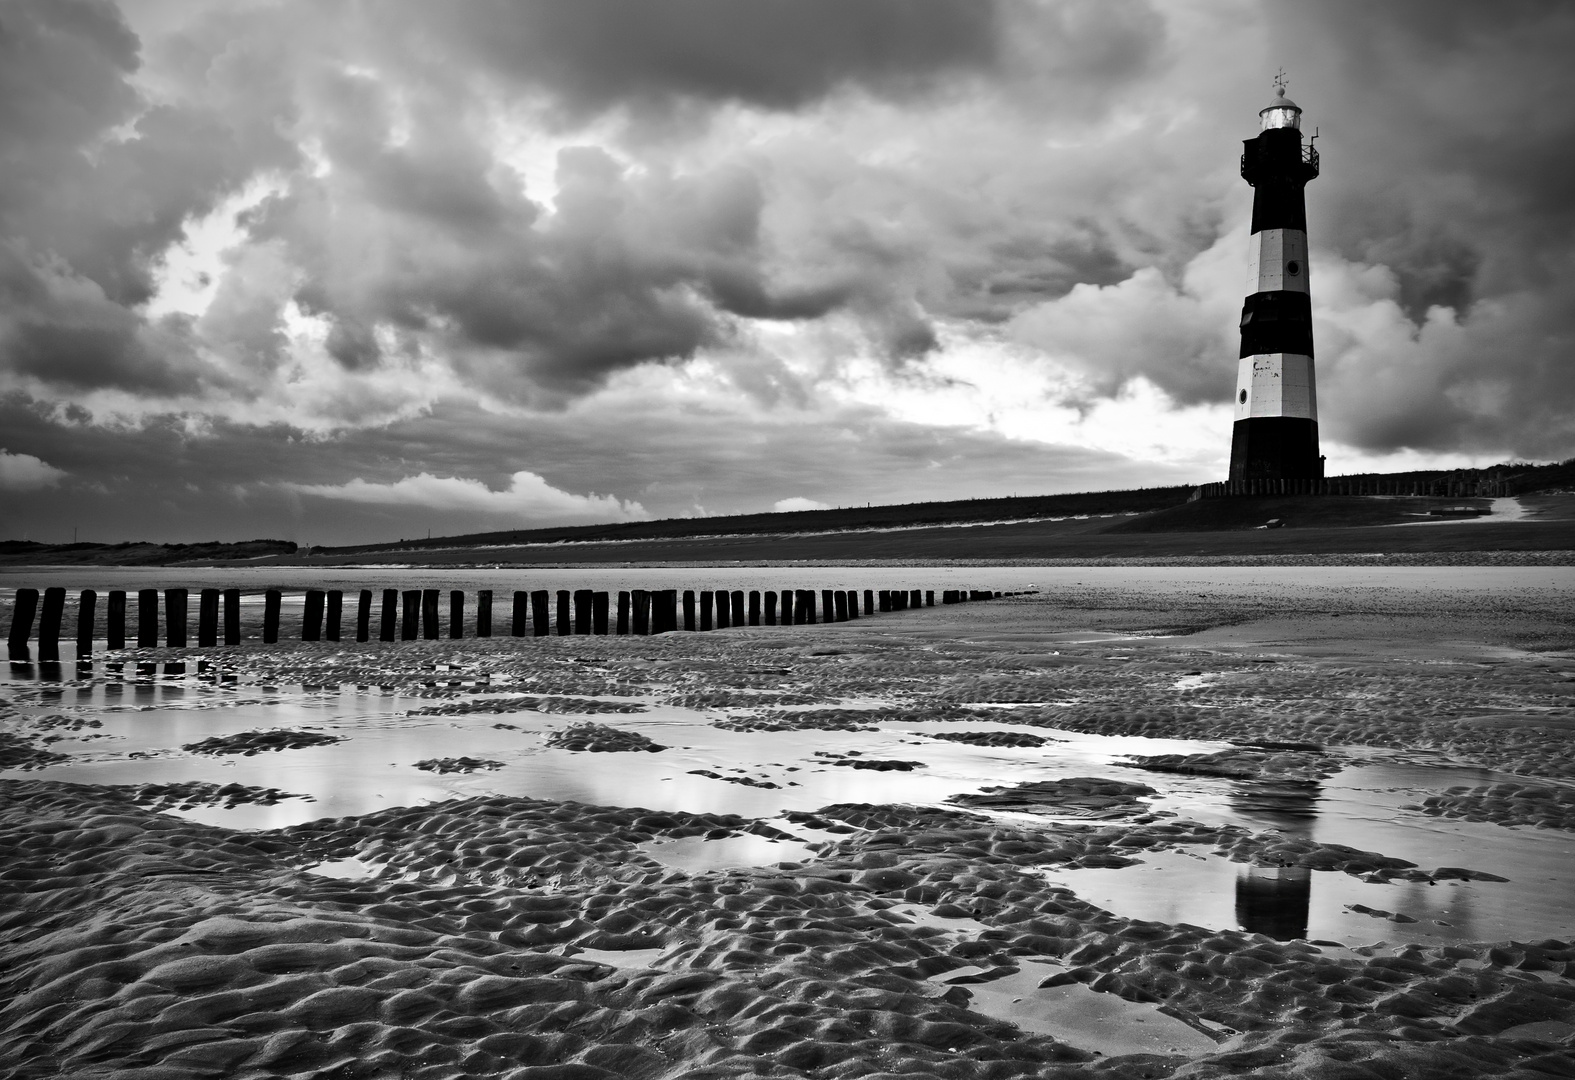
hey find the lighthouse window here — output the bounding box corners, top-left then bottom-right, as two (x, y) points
(1261, 106), (1300, 131)
(1286, 260), (1301, 276)
(1239, 389), (1248, 404)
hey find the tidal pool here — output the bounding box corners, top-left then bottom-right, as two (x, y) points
(5, 657), (1573, 949)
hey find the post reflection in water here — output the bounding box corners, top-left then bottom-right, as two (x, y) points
(1235, 865), (1313, 940)
(1230, 777), (1321, 940)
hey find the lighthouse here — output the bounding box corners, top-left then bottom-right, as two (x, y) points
(1230, 76), (1322, 482)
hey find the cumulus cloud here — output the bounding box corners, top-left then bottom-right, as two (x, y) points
(0, 448), (67, 491)
(283, 470), (648, 525)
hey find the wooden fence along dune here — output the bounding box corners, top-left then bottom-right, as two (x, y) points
(6, 587), (1009, 663)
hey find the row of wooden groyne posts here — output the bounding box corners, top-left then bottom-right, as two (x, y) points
(6, 586), (1014, 663)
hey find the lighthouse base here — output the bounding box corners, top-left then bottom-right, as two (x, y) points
(1229, 417), (1322, 481)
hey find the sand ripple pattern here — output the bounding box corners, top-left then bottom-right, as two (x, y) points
(1417, 782), (1575, 831)
(4, 781), (1575, 1079)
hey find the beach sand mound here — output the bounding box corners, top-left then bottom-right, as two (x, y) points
(1122, 747), (1341, 783)
(0, 732), (71, 771)
(408, 695), (647, 717)
(182, 729), (346, 756)
(109, 780), (312, 811)
(413, 757), (505, 774)
(543, 723), (667, 753)
(949, 778), (1158, 819)
(927, 729), (1056, 748)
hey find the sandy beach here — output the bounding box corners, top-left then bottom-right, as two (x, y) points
(4, 567), (1575, 1078)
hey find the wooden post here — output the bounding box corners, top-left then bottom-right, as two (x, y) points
(107, 590), (126, 651)
(910, 589), (921, 609)
(833, 590), (847, 622)
(633, 589), (649, 635)
(264, 589), (282, 644)
(660, 590), (679, 633)
(325, 590), (342, 641)
(164, 589), (188, 647)
(863, 589), (874, 616)
(617, 591), (631, 634)
(476, 591), (492, 638)
(381, 589), (398, 641)
(302, 589), (324, 642)
(449, 590), (465, 639)
(198, 589), (219, 647)
(75, 590), (97, 657)
(222, 589), (239, 646)
(531, 590), (550, 636)
(796, 590), (815, 624)
(699, 590), (712, 631)
(421, 589), (440, 640)
(817, 589), (831, 623)
(878, 590), (890, 613)
(8, 588), (39, 661)
(556, 590), (571, 636)
(356, 589), (372, 643)
(683, 590), (696, 631)
(401, 590), (420, 640)
(730, 590), (745, 629)
(512, 591), (528, 637)
(138, 589), (159, 647)
(714, 590), (730, 629)
(575, 590), (593, 635)
(37, 587), (65, 663)
(845, 590), (859, 619)
(749, 590), (761, 626)
(764, 590), (777, 625)
(925, 590), (934, 607)
(593, 591), (610, 634)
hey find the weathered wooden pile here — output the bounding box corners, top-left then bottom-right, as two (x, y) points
(6, 587), (1010, 662)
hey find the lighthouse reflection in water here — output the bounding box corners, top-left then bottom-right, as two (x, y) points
(1231, 778), (1319, 941)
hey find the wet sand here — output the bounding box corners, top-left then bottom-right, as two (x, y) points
(3, 570), (1575, 1078)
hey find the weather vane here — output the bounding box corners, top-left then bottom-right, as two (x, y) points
(1273, 67), (1288, 93)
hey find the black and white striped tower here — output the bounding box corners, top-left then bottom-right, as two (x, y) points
(1230, 75), (1322, 482)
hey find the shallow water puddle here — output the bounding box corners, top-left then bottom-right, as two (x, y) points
(938, 961), (1224, 1057)
(302, 855), (405, 881)
(1041, 847), (1575, 948)
(637, 832), (819, 872)
(884, 904), (1226, 1056)
(8, 668), (1575, 945)
(564, 947), (666, 970)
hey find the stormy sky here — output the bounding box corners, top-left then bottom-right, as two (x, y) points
(3, 0), (1572, 545)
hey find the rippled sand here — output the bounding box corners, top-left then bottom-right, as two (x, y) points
(3, 569), (1574, 1078)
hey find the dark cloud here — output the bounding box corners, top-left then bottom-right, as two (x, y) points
(3, 0), (1573, 548)
(0, 0), (299, 398)
(412, 0), (1006, 121)
(248, 139), (862, 400)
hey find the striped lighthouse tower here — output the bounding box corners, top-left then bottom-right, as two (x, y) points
(1230, 75), (1322, 482)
